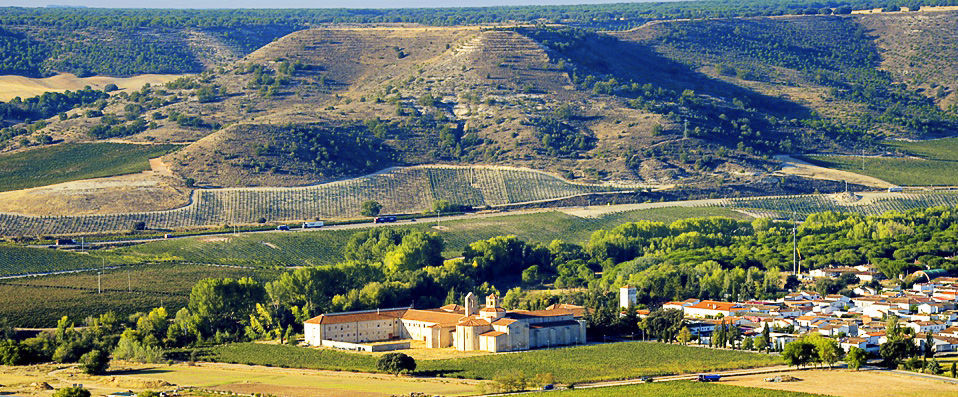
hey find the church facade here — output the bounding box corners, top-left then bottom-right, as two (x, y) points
(304, 293), (587, 352)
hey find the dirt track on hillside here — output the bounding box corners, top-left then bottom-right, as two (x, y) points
(775, 155), (895, 189)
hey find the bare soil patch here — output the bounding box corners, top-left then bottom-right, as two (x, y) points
(724, 368), (958, 397)
(0, 173), (190, 216)
(774, 155), (895, 188)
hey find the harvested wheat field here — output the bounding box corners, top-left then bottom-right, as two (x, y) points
(0, 173), (190, 216)
(0, 362), (486, 397)
(724, 369), (958, 397)
(0, 73), (185, 101)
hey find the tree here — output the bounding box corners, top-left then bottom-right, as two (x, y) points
(432, 199), (456, 213)
(879, 338), (916, 368)
(188, 277), (266, 338)
(377, 352), (416, 375)
(950, 362), (956, 378)
(728, 325), (742, 349)
(521, 265), (542, 287)
(754, 334), (768, 352)
(79, 349), (109, 375)
(816, 337), (842, 368)
(382, 232), (444, 274)
(762, 326), (771, 353)
(0, 317), (14, 340)
(846, 346), (867, 370)
(53, 386), (90, 397)
(742, 336), (754, 350)
(677, 327), (692, 345)
(925, 359), (941, 375)
(360, 200), (382, 217)
(782, 340), (817, 368)
(0, 340), (24, 365)
(644, 309), (683, 343)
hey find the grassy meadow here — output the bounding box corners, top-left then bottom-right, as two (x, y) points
(0, 142), (180, 191)
(205, 342), (780, 384)
(803, 137), (958, 186)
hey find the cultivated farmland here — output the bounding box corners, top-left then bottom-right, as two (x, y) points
(0, 165), (630, 235)
(0, 143), (180, 192)
(724, 192), (958, 218)
(0, 263), (277, 327)
(205, 341), (780, 383)
(416, 341), (781, 383)
(803, 138), (958, 186)
(110, 207), (747, 267)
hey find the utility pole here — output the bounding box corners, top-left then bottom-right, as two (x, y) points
(98, 271), (102, 294)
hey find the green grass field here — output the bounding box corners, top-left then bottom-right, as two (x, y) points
(803, 137), (958, 186)
(0, 263), (278, 327)
(417, 342), (781, 383)
(0, 142), (181, 191)
(111, 207), (748, 266)
(204, 342), (780, 384)
(209, 343), (380, 372)
(525, 381), (825, 396)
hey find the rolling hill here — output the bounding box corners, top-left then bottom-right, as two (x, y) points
(1, 9), (958, 235)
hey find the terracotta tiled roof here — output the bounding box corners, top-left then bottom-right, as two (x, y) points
(305, 308), (407, 325)
(544, 303), (586, 317)
(480, 307), (506, 313)
(401, 309), (465, 325)
(437, 304), (465, 313)
(458, 318), (492, 327)
(480, 330), (506, 337)
(686, 300), (744, 312)
(492, 318), (518, 326)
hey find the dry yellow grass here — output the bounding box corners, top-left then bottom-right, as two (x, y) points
(774, 155), (895, 188)
(0, 73), (186, 101)
(0, 173), (190, 216)
(724, 369), (958, 397)
(0, 361), (487, 397)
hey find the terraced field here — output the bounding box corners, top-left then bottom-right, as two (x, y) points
(0, 165), (629, 236)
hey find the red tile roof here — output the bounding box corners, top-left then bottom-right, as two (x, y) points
(305, 308), (407, 325)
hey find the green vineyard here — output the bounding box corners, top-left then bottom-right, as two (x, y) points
(724, 192), (958, 219)
(0, 165), (627, 236)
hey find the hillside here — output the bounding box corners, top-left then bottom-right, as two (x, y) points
(0, 11), (956, 231)
(0, 165), (632, 235)
(858, 11), (958, 110)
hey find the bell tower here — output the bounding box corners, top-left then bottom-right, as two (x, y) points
(486, 294), (500, 309)
(465, 292), (479, 316)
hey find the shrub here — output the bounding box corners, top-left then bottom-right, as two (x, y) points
(376, 352), (416, 375)
(79, 349), (109, 375)
(361, 200), (382, 217)
(53, 386), (90, 397)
